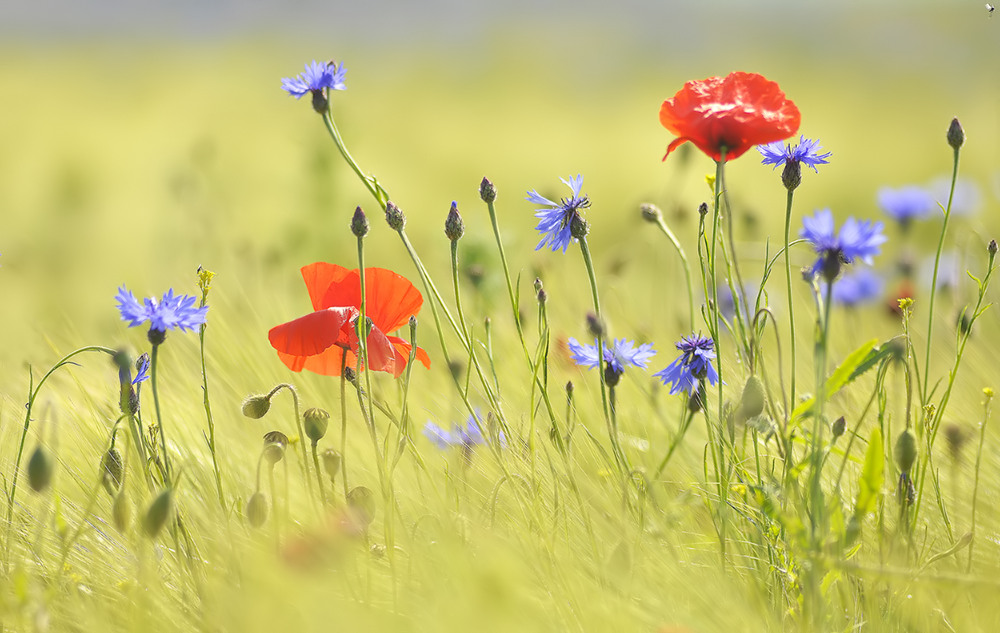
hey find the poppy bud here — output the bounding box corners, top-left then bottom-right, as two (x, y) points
(894, 428), (918, 473)
(585, 313), (604, 338)
(262, 431), (289, 465)
(831, 416), (846, 439)
(569, 214), (589, 240)
(946, 117), (965, 150)
(781, 160), (801, 192)
(640, 203), (662, 223)
(479, 177), (497, 204)
(739, 375), (766, 419)
(142, 489), (172, 538)
(321, 449), (342, 482)
(444, 202), (465, 241)
(351, 206), (370, 238)
(241, 394), (271, 419)
(347, 486), (376, 528)
(101, 447), (124, 495)
(27, 445), (54, 492)
(112, 491), (131, 531)
(303, 407), (330, 443)
(384, 201), (406, 231)
(246, 492), (268, 528)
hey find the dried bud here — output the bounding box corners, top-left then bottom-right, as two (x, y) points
(444, 201), (465, 241)
(781, 160), (801, 192)
(640, 203), (662, 223)
(479, 177), (497, 203)
(303, 407), (330, 443)
(894, 428), (918, 473)
(321, 449), (342, 482)
(262, 431), (289, 465)
(831, 416), (846, 439)
(384, 201), (406, 231)
(142, 489), (173, 538)
(241, 394), (271, 419)
(569, 214), (589, 240)
(351, 206), (370, 238)
(346, 486), (376, 528)
(246, 492), (268, 528)
(101, 447), (124, 495)
(585, 313), (605, 338)
(738, 375), (766, 419)
(27, 445), (54, 492)
(946, 117), (965, 150)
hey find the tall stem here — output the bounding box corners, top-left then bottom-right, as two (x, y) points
(783, 188), (798, 407)
(149, 342), (171, 486)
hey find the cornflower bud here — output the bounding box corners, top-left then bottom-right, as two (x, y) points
(384, 201), (406, 231)
(831, 416), (846, 439)
(698, 202), (709, 217)
(351, 206), (370, 238)
(781, 160), (801, 192)
(479, 177), (497, 204)
(947, 117), (965, 150)
(989, 239), (997, 257)
(444, 201), (465, 241)
(640, 203), (662, 223)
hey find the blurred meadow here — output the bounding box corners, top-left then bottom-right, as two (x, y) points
(1, 0), (999, 631)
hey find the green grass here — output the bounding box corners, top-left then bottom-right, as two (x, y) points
(1, 32), (999, 632)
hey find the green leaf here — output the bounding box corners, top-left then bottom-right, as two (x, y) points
(854, 427), (884, 518)
(790, 339), (879, 426)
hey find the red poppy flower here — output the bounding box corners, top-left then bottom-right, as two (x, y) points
(269, 262), (431, 378)
(660, 71), (801, 162)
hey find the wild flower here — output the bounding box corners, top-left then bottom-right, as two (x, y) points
(133, 352), (150, 385)
(281, 60), (347, 98)
(831, 268), (884, 306)
(660, 72), (800, 162)
(654, 334), (719, 396)
(800, 209), (887, 281)
(527, 175), (590, 253)
(568, 337), (656, 382)
(423, 412), (504, 450)
(877, 186), (934, 228)
(268, 262), (430, 377)
(757, 135), (831, 172)
(116, 287), (208, 342)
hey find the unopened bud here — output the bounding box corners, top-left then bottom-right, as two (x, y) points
(688, 389), (704, 413)
(896, 472), (915, 507)
(351, 206), (370, 238)
(537, 288), (548, 305)
(241, 394), (271, 419)
(27, 445), (54, 492)
(384, 201), (406, 231)
(322, 449), (342, 482)
(112, 491), (131, 531)
(246, 492), (268, 528)
(698, 202), (709, 217)
(894, 428), (918, 473)
(347, 486), (376, 528)
(343, 366), (357, 385)
(142, 489), (173, 538)
(444, 201), (465, 241)
(946, 117), (965, 150)
(262, 430), (289, 465)
(738, 375), (766, 419)
(101, 447), (124, 495)
(831, 416), (846, 439)
(640, 203), (662, 223)
(479, 177), (497, 204)
(989, 240), (997, 257)
(781, 160), (801, 191)
(303, 407), (330, 443)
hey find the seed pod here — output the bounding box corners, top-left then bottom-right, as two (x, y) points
(262, 431), (289, 465)
(303, 408), (330, 443)
(347, 486), (376, 528)
(894, 428), (918, 473)
(321, 449), (342, 482)
(101, 447), (124, 495)
(27, 445), (54, 492)
(246, 492), (268, 528)
(739, 375), (766, 419)
(142, 489), (173, 538)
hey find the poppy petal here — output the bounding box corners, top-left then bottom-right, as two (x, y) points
(276, 346), (356, 377)
(387, 335), (431, 371)
(268, 307), (356, 357)
(347, 325), (398, 376)
(321, 267), (423, 334)
(301, 262), (353, 311)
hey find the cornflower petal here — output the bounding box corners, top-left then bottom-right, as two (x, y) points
(527, 175), (590, 253)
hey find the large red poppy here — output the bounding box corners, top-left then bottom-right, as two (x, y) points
(269, 262), (431, 378)
(660, 71), (800, 162)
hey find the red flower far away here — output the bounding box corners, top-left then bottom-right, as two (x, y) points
(660, 71), (801, 162)
(269, 262), (431, 378)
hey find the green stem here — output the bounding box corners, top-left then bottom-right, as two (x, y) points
(967, 392), (992, 572)
(651, 213), (696, 332)
(149, 342), (171, 486)
(340, 354), (350, 499)
(783, 188), (798, 408)
(198, 316), (225, 511)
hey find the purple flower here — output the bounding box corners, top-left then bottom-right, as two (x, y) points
(877, 186), (934, 227)
(132, 352), (151, 385)
(758, 135), (832, 173)
(830, 268), (884, 307)
(800, 209), (887, 281)
(527, 175), (590, 253)
(654, 334), (719, 396)
(116, 286), (208, 338)
(423, 412), (505, 450)
(568, 337), (656, 381)
(281, 60), (347, 98)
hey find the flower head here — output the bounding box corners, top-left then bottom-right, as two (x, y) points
(423, 412), (505, 450)
(877, 186), (935, 227)
(133, 353), (150, 386)
(268, 262), (431, 378)
(281, 60), (347, 98)
(800, 209), (887, 281)
(527, 175), (590, 253)
(758, 136), (831, 172)
(116, 286), (208, 340)
(654, 334), (719, 396)
(831, 268), (884, 307)
(660, 72), (800, 162)
(568, 337), (656, 377)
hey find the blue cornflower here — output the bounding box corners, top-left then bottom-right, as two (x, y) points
(800, 209), (887, 282)
(758, 135), (832, 173)
(116, 286), (208, 343)
(527, 175), (591, 253)
(568, 337), (655, 386)
(132, 352), (151, 385)
(830, 268), (884, 307)
(654, 334), (719, 396)
(281, 60), (347, 98)
(422, 412), (505, 450)
(877, 186), (934, 228)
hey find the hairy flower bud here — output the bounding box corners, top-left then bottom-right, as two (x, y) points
(384, 201), (406, 231)
(101, 447), (124, 495)
(143, 489), (173, 538)
(241, 394), (271, 419)
(640, 203), (662, 223)
(479, 177), (497, 203)
(262, 431), (289, 465)
(27, 445), (54, 492)
(351, 206), (370, 238)
(444, 201), (465, 241)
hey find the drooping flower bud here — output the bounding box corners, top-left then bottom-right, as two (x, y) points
(894, 428), (918, 473)
(241, 394), (271, 419)
(347, 486), (376, 528)
(738, 375), (766, 419)
(303, 407), (330, 443)
(246, 492), (268, 528)
(27, 445), (54, 492)
(262, 431), (289, 465)
(384, 201), (406, 231)
(351, 206), (370, 238)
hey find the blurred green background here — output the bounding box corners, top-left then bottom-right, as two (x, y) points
(0, 0), (996, 388)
